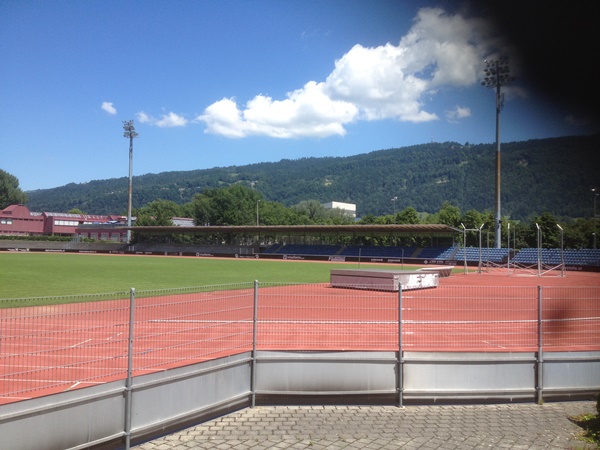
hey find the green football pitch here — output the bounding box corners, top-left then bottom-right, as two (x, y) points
(0, 252), (416, 299)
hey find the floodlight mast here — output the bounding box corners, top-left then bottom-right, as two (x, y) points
(482, 57), (513, 248)
(123, 120), (139, 243)
(592, 187), (598, 249)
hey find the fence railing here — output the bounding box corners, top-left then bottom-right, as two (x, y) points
(1, 283), (599, 404)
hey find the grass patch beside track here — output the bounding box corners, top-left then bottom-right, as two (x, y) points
(0, 252), (420, 302)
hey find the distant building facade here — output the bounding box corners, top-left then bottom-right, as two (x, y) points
(322, 201), (357, 218)
(0, 204), (129, 242)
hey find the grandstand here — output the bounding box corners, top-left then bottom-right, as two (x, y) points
(263, 244), (458, 261)
(261, 243), (599, 269)
(339, 246), (418, 258)
(455, 247), (512, 264)
(3, 212), (599, 269)
(513, 248), (600, 267)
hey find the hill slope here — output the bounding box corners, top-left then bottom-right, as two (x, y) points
(25, 135), (600, 220)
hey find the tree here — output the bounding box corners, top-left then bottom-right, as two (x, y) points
(258, 201), (308, 225)
(525, 212), (560, 248)
(396, 207), (420, 224)
(192, 185), (262, 226)
(134, 199), (182, 226)
(292, 200), (327, 223)
(437, 202), (461, 227)
(563, 218), (593, 249)
(0, 169), (28, 209)
(460, 209), (484, 246)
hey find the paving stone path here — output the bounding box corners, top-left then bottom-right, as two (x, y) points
(133, 401), (597, 449)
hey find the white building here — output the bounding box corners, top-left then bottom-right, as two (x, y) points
(322, 201), (356, 218)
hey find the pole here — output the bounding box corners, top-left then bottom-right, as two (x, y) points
(397, 285), (404, 408)
(507, 222), (511, 273)
(124, 288), (135, 450)
(478, 223), (484, 274)
(536, 223), (542, 277)
(463, 226), (467, 274)
(482, 58), (512, 249)
(256, 200), (260, 226)
(557, 224), (565, 277)
(127, 135), (133, 244)
(536, 285), (544, 404)
(593, 188), (597, 249)
(123, 120), (138, 244)
(251, 280), (258, 407)
(494, 79), (502, 249)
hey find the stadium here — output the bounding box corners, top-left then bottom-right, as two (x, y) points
(1, 211), (599, 449)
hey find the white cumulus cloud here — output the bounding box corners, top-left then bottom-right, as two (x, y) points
(101, 102), (117, 115)
(136, 111), (188, 128)
(198, 7), (502, 138)
(445, 105), (472, 122)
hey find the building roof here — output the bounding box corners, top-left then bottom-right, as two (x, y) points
(127, 224), (458, 236)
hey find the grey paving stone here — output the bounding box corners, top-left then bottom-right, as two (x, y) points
(132, 401), (597, 450)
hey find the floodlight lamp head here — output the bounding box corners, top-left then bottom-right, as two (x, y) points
(122, 120), (138, 138)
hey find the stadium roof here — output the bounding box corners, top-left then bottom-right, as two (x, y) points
(127, 224), (459, 236)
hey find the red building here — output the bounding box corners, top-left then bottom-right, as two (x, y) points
(0, 204), (128, 242)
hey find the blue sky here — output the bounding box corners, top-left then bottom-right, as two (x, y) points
(1, 0), (597, 192)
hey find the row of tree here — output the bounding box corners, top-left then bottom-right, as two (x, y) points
(2, 170), (596, 249)
(131, 184), (597, 250)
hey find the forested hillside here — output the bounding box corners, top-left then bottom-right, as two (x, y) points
(25, 135), (599, 220)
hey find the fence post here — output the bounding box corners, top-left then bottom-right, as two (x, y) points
(124, 288), (135, 450)
(397, 285), (404, 408)
(536, 285), (544, 405)
(251, 280), (259, 408)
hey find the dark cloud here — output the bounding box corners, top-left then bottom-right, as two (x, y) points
(477, 1), (599, 127)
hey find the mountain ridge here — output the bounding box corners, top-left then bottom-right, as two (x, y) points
(25, 134), (600, 221)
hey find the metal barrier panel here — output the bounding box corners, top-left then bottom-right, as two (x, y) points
(543, 351), (600, 395)
(130, 352), (252, 441)
(402, 351), (537, 402)
(254, 350), (397, 396)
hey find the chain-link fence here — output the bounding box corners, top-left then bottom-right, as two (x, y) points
(1, 283), (599, 404)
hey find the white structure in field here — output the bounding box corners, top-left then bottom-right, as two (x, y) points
(330, 269), (439, 292)
(322, 201), (356, 218)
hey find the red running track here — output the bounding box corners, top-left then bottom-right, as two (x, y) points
(1, 270), (599, 404)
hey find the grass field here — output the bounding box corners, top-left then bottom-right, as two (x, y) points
(0, 252), (419, 299)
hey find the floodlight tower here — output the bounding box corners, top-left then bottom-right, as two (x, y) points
(593, 187), (598, 249)
(482, 57), (513, 248)
(123, 120), (138, 243)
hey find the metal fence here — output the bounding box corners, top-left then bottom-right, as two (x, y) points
(1, 283), (599, 405)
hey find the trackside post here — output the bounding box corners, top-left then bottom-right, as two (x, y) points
(251, 280), (258, 407)
(397, 285), (404, 408)
(536, 285), (544, 405)
(124, 288), (135, 450)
